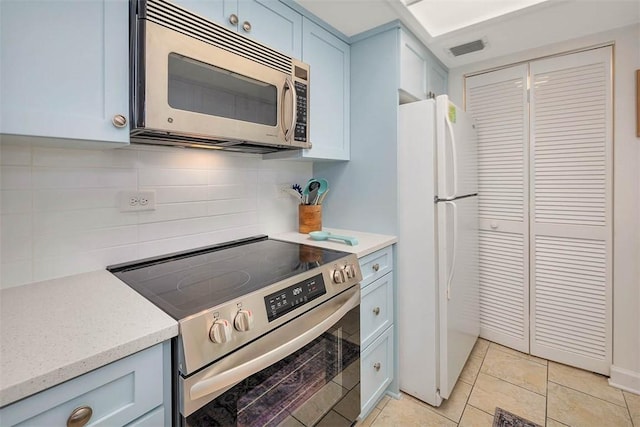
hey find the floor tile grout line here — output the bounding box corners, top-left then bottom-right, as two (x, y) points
(479, 369), (547, 398)
(547, 379), (628, 409)
(488, 342), (548, 367)
(622, 392), (635, 427)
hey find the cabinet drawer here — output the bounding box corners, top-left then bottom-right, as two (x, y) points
(361, 272), (394, 349)
(361, 327), (394, 418)
(0, 344), (164, 426)
(359, 246), (393, 288)
(125, 405), (165, 427)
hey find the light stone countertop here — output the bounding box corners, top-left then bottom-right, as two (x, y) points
(0, 270), (178, 407)
(272, 228), (397, 258)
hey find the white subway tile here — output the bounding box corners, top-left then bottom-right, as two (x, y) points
(32, 167), (137, 189)
(150, 186), (209, 204)
(33, 188), (121, 211)
(138, 211), (258, 242)
(1, 166), (32, 189)
(33, 225), (139, 258)
(136, 146), (214, 169)
(136, 225), (261, 259)
(32, 245), (139, 282)
(139, 168), (208, 186)
(208, 184), (257, 200)
(1, 214), (32, 261)
(1, 144), (32, 166)
(137, 202), (208, 224)
(206, 199), (257, 215)
(208, 169), (258, 185)
(0, 190), (32, 214)
(210, 152), (260, 169)
(33, 208), (138, 236)
(31, 146), (138, 168)
(1, 260), (33, 289)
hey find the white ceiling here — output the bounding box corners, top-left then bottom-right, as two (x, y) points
(294, 0), (640, 68)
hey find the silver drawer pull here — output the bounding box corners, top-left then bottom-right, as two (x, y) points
(373, 307), (380, 315)
(372, 263), (380, 272)
(229, 14), (239, 25)
(242, 21), (252, 32)
(67, 406), (93, 427)
(373, 362), (381, 371)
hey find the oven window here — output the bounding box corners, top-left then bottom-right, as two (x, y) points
(168, 53), (278, 126)
(185, 306), (360, 427)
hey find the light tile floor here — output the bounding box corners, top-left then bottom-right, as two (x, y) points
(358, 338), (640, 427)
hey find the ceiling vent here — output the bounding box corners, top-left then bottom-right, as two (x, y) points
(448, 39), (486, 57)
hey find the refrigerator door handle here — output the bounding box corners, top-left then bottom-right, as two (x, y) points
(445, 115), (458, 198)
(444, 200), (458, 300)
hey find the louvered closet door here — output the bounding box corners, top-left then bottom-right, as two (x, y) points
(529, 47), (612, 374)
(466, 64), (530, 353)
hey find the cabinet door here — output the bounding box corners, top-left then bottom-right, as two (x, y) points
(427, 58), (448, 97)
(399, 31), (428, 102)
(301, 18), (350, 160)
(171, 0), (235, 30)
(239, 0), (302, 58)
(0, 0), (129, 145)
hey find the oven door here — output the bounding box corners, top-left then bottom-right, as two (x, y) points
(179, 286), (360, 426)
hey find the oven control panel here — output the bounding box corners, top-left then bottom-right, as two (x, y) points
(264, 274), (326, 322)
(331, 263), (358, 284)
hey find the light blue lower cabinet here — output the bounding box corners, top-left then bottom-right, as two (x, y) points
(0, 344), (167, 426)
(125, 405), (165, 427)
(358, 245), (395, 420)
(361, 327), (394, 417)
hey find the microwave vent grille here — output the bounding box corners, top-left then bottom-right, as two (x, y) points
(145, 0), (292, 74)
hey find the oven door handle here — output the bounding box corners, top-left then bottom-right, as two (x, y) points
(188, 287), (360, 403)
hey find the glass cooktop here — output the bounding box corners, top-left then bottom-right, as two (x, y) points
(108, 236), (348, 320)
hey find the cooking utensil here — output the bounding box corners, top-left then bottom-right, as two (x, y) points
(314, 179), (328, 204)
(317, 188), (330, 205)
(308, 231), (359, 246)
(307, 180), (321, 205)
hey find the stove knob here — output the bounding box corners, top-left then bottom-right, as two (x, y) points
(209, 319), (232, 344)
(332, 269), (345, 284)
(344, 264), (356, 279)
(234, 309), (254, 332)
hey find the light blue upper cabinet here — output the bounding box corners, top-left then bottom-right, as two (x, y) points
(265, 17), (350, 161)
(239, 0), (302, 58)
(0, 0), (129, 146)
(173, 0), (302, 58)
(399, 30), (448, 103)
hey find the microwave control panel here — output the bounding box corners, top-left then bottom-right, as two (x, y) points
(294, 81), (308, 143)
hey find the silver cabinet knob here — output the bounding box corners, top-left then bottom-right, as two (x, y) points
(372, 263), (380, 272)
(67, 406), (93, 427)
(242, 21), (252, 32)
(229, 14), (238, 25)
(112, 114), (127, 128)
(373, 307), (380, 316)
(373, 362), (381, 371)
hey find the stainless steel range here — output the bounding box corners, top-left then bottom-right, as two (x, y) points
(108, 236), (362, 426)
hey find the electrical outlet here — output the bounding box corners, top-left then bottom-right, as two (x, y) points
(119, 190), (156, 212)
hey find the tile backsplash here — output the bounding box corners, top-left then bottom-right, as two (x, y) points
(0, 143), (311, 288)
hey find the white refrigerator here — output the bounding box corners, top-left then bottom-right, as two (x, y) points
(397, 95), (479, 406)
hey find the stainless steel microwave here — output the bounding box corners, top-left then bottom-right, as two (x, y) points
(130, 0), (311, 153)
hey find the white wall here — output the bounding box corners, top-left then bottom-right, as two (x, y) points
(0, 143), (311, 288)
(448, 24), (640, 391)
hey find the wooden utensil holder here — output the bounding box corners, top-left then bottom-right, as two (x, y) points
(298, 205), (322, 233)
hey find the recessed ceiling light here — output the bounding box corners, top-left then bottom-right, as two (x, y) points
(405, 0), (549, 37)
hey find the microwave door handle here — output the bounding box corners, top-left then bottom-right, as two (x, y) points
(281, 77), (297, 142)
